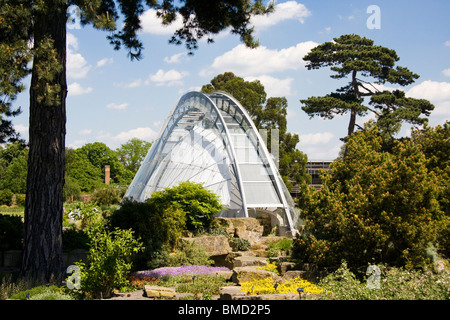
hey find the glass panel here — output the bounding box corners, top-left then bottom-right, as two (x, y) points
(239, 164), (271, 181)
(243, 181), (281, 205)
(234, 147), (260, 163)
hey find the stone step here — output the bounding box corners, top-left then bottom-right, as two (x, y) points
(232, 255), (268, 268)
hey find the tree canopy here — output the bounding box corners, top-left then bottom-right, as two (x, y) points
(294, 122), (449, 270)
(300, 34), (434, 144)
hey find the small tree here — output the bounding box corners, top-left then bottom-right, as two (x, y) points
(150, 181), (224, 231)
(294, 123), (446, 270)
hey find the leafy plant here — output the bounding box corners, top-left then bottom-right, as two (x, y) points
(0, 189), (13, 206)
(91, 185), (125, 206)
(75, 227), (143, 299)
(149, 181), (224, 231)
(9, 285), (63, 300)
(153, 240), (213, 269)
(319, 261), (450, 300)
(109, 198), (186, 269)
(294, 123), (447, 270)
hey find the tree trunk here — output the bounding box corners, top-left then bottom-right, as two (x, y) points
(21, 3), (67, 281)
(347, 70), (359, 136)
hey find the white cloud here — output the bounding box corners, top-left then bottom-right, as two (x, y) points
(202, 41), (318, 77)
(244, 75), (294, 97)
(442, 68), (450, 77)
(164, 52), (189, 64)
(299, 132), (334, 145)
(444, 40), (450, 47)
(251, 1), (311, 29)
(67, 139), (87, 149)
(146, 69), (188, 86)
(67, 33), (79, 51)
(106, 102), (129, 110)
(68, 82), (93, 96)
(301, 144), (342, 161)
(14, 124), (28, 135)
(96, 57), (113, 67)
(406, 80), (450, 116)
(114, 127), (158, 143)
(139, 9), (183, 35)
(67, 33), (91, 79)
(79, 129), (92, 135)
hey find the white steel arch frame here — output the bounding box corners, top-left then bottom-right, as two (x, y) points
(125, 91), (300, 233)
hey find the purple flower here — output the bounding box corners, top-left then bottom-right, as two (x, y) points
(135, 265), (231, 278)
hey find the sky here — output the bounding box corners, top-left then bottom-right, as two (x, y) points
(10, 0), (450, 161)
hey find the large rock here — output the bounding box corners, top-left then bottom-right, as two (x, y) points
(144, 285), (176, 299)
(219, 286), (247, 300)
(232, 256), (268, 268)
(181, 235), (232, 256)
(231, 267), (281, 285)
(213, 217), (264, 244)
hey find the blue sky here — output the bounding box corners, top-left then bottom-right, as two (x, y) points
(11, 0), (450, 160)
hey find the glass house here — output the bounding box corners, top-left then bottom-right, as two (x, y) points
(124, 91), (300, 236)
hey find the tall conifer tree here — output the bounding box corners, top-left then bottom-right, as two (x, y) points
(300, 34), (434, 145)
(0, 0), (273, 280)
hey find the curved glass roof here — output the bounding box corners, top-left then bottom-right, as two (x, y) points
(125, 91), (300, 235)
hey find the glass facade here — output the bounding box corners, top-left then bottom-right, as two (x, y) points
(125, 91), (300, 235)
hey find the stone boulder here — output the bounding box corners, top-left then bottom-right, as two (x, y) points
(231, 266), (281, 285)
(219, 286), (247, 300)
(213, 217), (264, 244)
(232, 256), (268, 268)
(144, 285), (176, 299)
(181, 235), (232, 257)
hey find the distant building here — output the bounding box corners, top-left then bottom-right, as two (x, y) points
(290, 160), (333, 197)
(306, 161), (332, 189)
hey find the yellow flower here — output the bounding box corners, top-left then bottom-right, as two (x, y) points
(240, 277), (324, 295)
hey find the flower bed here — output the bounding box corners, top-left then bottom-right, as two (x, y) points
(240, 277), (324, 295)
(135, 265), (231, 278)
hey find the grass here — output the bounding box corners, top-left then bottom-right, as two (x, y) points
(0, 206), (24, 216)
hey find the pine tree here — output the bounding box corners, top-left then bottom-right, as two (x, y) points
(300, 34), (434, 144)
(1, 0), (273, 280)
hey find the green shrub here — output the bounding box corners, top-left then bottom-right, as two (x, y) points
(266, 238), (293, 257)
(149, 181), (224, 231)
(109, 198), (186, 269)
(62, 227), (89, 251)
(295, 124), (447, 270)
(15, 194), (25, 206)
(319, 261), (450, 300)
(91, 186), (125, 206)
(10, 285), (62, 300)
(28, 290), (75, 300)
(0, 214), (23, 251)
(153, 240), (213, 269)
(63, 176), (82, 202)
(228, 237), (251, 252)
(0, 189), (13, 206)
(76, 227), (143, 299)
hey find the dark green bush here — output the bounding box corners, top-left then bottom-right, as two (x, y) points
(149, 181), (224, 231)
(62, 227), (89, 251)
(0, 214), (23, 251)
(91, 186), (125, 206)
(109, 198), (186, 269)
(15, 194), (25, 207)
(0, 190), (13, 206)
